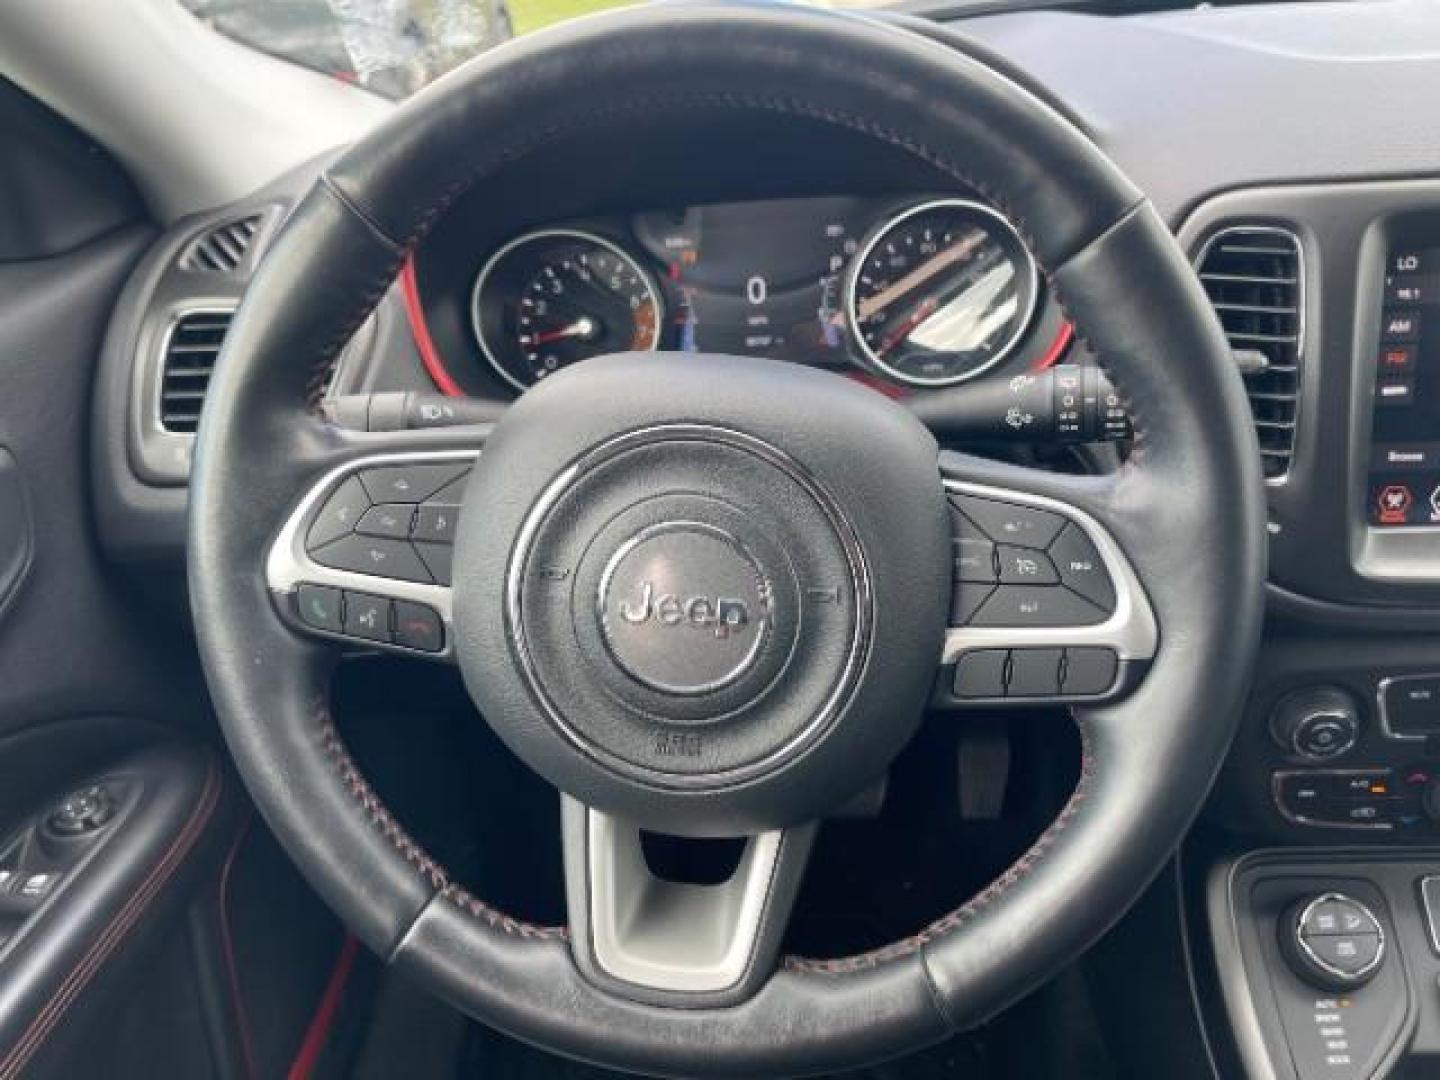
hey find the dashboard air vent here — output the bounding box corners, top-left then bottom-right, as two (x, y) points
(178, 214), (262, 274)
(159, 310), (232, 433)
(1196, 226), (1304, 480)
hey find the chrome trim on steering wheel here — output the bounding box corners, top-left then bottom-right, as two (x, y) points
(941, 478), (1158, 663)
(265, 448), (478, 660)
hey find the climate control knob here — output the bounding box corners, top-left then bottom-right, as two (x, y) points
(1270, 687), (1360, 762)
(1279, 893), (1385, 991)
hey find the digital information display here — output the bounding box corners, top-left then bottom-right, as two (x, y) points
(1367, 247), (1440, 526)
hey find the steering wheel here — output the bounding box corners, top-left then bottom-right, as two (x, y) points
(188, 4), (1265, 1076)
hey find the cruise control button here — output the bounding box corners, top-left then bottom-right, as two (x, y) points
(393, 601), (444, 653)
(313, 535), (433, 584)
(342, 592), (392, 642)
(414, 541), (453, 586)
(358, 463), (470, 504)
(356, 504), (415, 539)
(953, 649), (1008, 698)
(295, 584), (343, 633)
(1007, 648), (1063, 697)
(413, 504), (460, 545)
(950, 495), (1065, 548)
(1062, 648), (1118, 695)
(428, 473), (470, 502)
(950, 583), (994, 625)
(1048, 525), (1116, 612)
(996, 545), (1059, 585)
(306, 477), (371, 550)
(954, 538), (997, 583)
(971, 585), (1107, 627)
(950, 507), (989, 542)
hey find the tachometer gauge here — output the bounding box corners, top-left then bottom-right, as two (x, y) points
(846, 199), (1039, 387)
(471, 229), (662, 391)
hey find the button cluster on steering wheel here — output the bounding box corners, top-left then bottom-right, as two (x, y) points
(949, 493), (1117, 627)
(306, 463), (470, 585)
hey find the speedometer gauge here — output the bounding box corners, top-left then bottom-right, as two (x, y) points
(845, 199), (1039, 387)
(471, 230), (662, 391)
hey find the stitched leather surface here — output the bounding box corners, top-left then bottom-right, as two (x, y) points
(187, 5), (1264, 1074)
(0, 743), (225, 1079)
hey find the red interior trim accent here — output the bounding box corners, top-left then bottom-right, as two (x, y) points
(400, 259), (1075, 391)
(286, 934), (360, 1080)
(1031, 321), (1075, 371)
(217, 817), (260, 1080)
(845, 371), (908, 399)
(400, 257), (465, 398)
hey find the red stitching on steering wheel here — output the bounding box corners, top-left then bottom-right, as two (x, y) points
(306, 86), (1141, 967)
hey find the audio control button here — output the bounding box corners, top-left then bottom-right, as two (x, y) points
(1382, 674), (1440, 736)
(1298, 718), (1354, 759)
(1271, 687), (1360, 762)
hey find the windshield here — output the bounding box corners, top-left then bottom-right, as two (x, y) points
(179, 0), (890, 99)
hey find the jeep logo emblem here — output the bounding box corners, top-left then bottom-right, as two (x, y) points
(615, 581), (751, 639)
(597, 522), (771, 695)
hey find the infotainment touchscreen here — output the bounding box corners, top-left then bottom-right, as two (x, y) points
(1367, 246), (1440, 526)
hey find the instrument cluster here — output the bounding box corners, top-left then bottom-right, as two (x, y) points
(457, 194), (1059, 395)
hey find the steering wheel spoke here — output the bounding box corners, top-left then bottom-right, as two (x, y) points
(935, 451), (1157, 708)
(265, 438), (481, 661)
(561, 797), (816, 1003)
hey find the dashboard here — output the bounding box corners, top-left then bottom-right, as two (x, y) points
(414, 194), (1069, 399)
(79, 4), (1440, 1078)
(93, 0), (1440, 848)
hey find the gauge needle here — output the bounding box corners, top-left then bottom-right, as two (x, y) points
(876, 295), (940, 357)
(531, 317), (598, 345)
(857, 229), (985, 321)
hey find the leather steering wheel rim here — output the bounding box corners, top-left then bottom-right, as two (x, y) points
(187, 5), (1266, 1076)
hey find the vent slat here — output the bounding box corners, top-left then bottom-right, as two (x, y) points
(1217, 244), (1296, 256)
(160, 310), (233, 433)
(1197, 226), (1303, 480)
(1225, 330), (1299, 345)
(1211, 302), (1298, 315)
(177, 213), (263, 274)
(1200, 272), (1299, 286)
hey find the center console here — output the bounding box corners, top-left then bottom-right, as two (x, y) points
(1209, 851), (1440, 1080)
(1173, 181), (1440, 1080)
